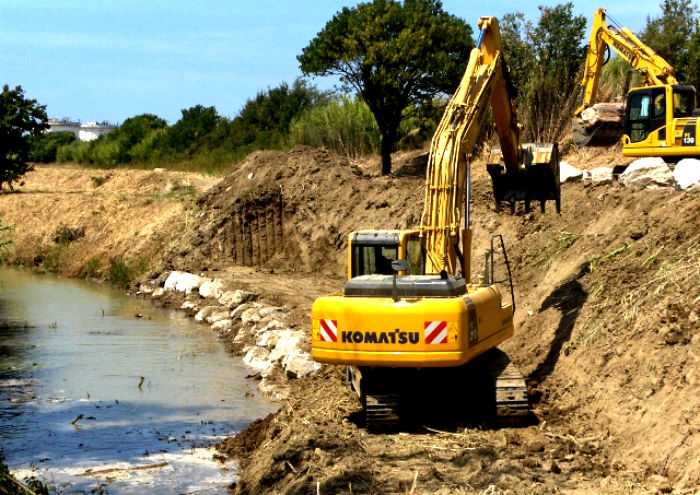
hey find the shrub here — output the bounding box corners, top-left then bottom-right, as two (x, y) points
(108, 259), (132, 289)
(289, 95), (380, 158)
(28, 131), (76, 163)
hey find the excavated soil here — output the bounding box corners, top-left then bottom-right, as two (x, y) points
(1, 145), (698, 494)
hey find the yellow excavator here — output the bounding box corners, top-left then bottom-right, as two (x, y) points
(310, 17), (560, 429)
(574, 8), (700, 158)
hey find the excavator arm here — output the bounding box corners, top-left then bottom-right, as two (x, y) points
(421, 16), (560, 275)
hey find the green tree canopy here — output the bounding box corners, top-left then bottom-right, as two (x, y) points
(298, 0), (474, 174)
(28, 131), (77, 163)
(0, 84), (48, 189)
(642, 0), (700, 89)
(500, 3), (586, 141)
(225, 79), (328, 151)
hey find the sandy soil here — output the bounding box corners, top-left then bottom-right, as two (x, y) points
(1, 146), (698, 494)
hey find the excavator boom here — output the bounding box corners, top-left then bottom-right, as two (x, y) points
(421, 16), (560, 275)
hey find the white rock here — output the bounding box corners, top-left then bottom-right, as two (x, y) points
(242, 347), (274, 375)
(240, 307), (262, 325)
(194, 306), (218, 322)
(181, 301), (196, 310)
(211, 319), (233, 332)
(559, 161), (583, 183)
(673, 158), (700, 189)
(138, 284), (154, 295)
(284, 351), (321, 378)
(269, 330), (306, 364)
(164, 271), (203, 294)
(219, 289), (256, 308)
(206, 310), (231, 324)
(231, 303), (251, 320)
(164, 271), (181, 291)
(259, 307), (282, 318)
(619, 157), (674, 188)
(257, 328), (285, 349)
(583, 167), (614, 184)
(257, 319), (286, 334)
(199, 279), (224, 299)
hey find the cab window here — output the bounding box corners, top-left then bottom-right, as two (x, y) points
(351, 245), (398, 277)
(673, 89), (695, 117)
(406, 236), (425, 275)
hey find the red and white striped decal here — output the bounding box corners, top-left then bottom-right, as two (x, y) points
(319, 319), (338, 342)
(424, 321), (448, 344)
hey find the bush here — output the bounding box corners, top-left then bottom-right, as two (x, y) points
(28, 131), (76, 163)
(289, 95), (380, 157)
(108, 259), (132, 289)
(83, 257), (100, 278)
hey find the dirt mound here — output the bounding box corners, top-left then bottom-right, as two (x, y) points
(212, 147), (699, 494)
(166, 146), (424, 276)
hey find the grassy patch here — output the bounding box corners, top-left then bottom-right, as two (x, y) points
(108, 258), (132, 289)
(585, 243), (633, 273)
(533, 231), (582, 267)
(151, 180), (197, 200)
(84, 257), (100, 278)
(41, 245), (63, 273)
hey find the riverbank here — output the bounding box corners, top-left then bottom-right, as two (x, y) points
(1, 148), (698, 494)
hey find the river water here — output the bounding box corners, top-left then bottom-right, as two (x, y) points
(0, 267), (276, 494)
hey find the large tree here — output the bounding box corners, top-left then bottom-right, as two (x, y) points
(298, 0), (473, 175)
(0, 84), (48, 189)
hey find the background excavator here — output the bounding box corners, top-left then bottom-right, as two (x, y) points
(574, 8), (700, 159)
(310, 17), (560, 430)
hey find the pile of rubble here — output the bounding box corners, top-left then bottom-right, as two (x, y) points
(138, 271), (321, 399)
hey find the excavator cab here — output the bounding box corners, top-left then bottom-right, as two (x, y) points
(347, 230), (423, 279)
(624, 85), (698, 144)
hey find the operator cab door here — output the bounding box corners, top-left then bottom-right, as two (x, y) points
(626, 87), (667, 143)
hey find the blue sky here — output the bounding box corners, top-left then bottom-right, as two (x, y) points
(0, 1), (663, 124)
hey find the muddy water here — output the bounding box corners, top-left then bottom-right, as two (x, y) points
(0, 267), (276, 494)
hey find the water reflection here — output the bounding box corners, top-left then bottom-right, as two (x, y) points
(0, 267), (275, 494)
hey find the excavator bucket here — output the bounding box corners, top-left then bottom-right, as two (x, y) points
(572, 117), (624, 147)
(487, 142), (561, 213)
(572, 102), (625, 147)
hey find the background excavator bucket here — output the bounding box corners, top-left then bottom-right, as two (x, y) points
(487, 142), (561, 214)
(572, 117), (624, 147)
(572, 102), (626, 147)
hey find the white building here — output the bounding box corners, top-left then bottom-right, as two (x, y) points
(47, 118), (118, 141)
(47, 118), (80, 138)
(78, 121), (118, 142)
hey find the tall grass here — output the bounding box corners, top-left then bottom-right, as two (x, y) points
(288, 95), (380, 158)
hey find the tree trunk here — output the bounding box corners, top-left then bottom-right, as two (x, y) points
(380, 128), (396, 176)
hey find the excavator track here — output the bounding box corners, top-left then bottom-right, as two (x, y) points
(364, 394), (400, 431)
(486, 349), (530, 421)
